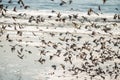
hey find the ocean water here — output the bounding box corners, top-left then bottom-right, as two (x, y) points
(1, 0), (120, 13)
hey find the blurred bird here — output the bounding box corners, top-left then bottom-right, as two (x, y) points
(60, 64), (65, 70)
(12, 16), (17, 21)
(24, 5), (30, 9)
(115, 8), (118, 11)
(87, 8), (93, 15)
(17, 55), (24, 59)
(0, 4), (3, 10)
(98, 5), (101, 11)
(60, 0), (66, 6)
(8, 0), (12, 3)
(103, 0), (107, 4)
(57, 12), (61, 18)
(13, 6), (17, 12)
(18, 0), (25, 6)
(69, 0), (72, 4)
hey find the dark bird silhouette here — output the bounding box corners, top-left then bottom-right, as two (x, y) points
(17, 50), (21, 55)
(24, 5), (30, 9)
(17, 31), (22, 36)
(18, 0), (25, 6)
(98, 5), (101, 11)
(103, 0), (107, 4)
(57, 12), (61, 18)
(49, 55), (53, 60)
(113, 14), (117, 19)
(0, 4), (3, 10)
(11, 45), (16, 52)
(17, 55), (24, 59)
(87, 8), (93, 15)
(59, 0), (66, 6)
(12, 16), (17, 21)
(69, 0), (72, 4)
(68, 15), (72, 20)
(8, 0), (12, 3)
(115, 8), (118, 11)
(6, 34), (9, 40)
(72, 22), (78, 28)
(51, 65), (56, 70)
(60, 64), (65, 70)
(73, 14), (78, 19)
(38, 57), (46, 64)
(13, 6), (17, 12)
(1, 11), (5, 16)
(48, 15), (52, 18)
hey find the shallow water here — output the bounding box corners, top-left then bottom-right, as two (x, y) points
(1, 0), (120, 13)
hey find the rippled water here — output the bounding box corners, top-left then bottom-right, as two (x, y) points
(1, 0), (120, 13)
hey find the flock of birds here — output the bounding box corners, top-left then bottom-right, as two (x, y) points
(0, 0), (120, 80)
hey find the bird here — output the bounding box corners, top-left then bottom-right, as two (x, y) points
(57, 12), (61, 18)
(59, 0), (66, 6)
(73, 14), (78, 19)
(12, 16), (17, 21)
(69, 0), (72, 4)
(98, 5), (101, 11)
(13, 6), (17, 12)
(6, 34), (9, 40)
(17, 50), (21, 55)
(60, 64), (65, 70)
(18, 0), (25, 6)
(11, 45), (16, 52)
(8, 0), (12, 3)
(103, 0), (107, 4)
(38, 57), (46, 64)
(1, 11), (5, 16)
(24, 5), (30, 9)
(17, 31), (22, 36)
(113, 14), (117, 19)
(49, 55), (53, 60)
(72, 22), (79, 28)
(17, 55), (24, 59)
(87, 8), (93, 15)
(115, 8), (118, 11)
(51, 65), (56, 70)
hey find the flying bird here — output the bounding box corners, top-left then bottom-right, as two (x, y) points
(13, 6), (17, 12)
(59, 0), (66, 6)
(103, 0), (107, 4)
(8, 0), (12, 3)
(98, 5), (101, 11)
(69, 0), (72, 4)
